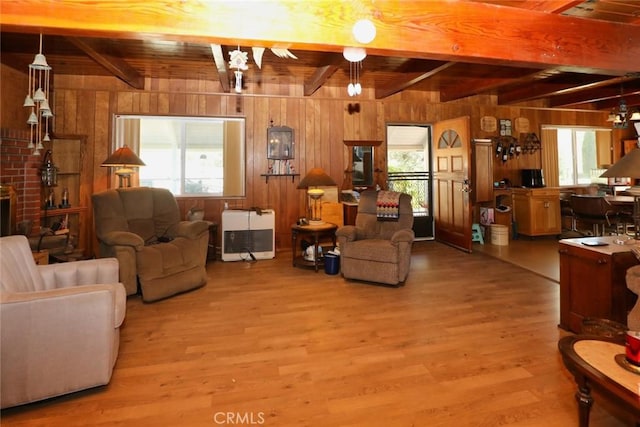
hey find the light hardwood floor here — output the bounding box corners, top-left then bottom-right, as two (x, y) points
(1, 241), (633, 426)
(472, 235), (561, 283)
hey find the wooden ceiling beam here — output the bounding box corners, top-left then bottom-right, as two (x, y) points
(550, 80), (640, 107)
(440, 68), (564, 102)
(497, 75), (617, 105)
(210, 44), (230, 93)
(516, 75), (635, 106)
(303, 53), (342, 96)
(375, 62), (455, 99)
(550, 1), (584, 13)
(66, 37), (144, 89)
(304, 65), (339, 97)
(594, 92), (640, 111)
(2, 0), (639, 75)
(513, 0), (584, 13)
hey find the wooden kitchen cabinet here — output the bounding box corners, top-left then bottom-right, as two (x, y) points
(472, 139), (493, 203)
(559, 236), (639, 333)
(622, 139), (638, 156)
(512, 187), (561, 237)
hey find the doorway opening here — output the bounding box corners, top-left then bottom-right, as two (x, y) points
(386, 124), (434, 240)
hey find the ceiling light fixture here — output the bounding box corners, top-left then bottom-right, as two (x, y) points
(352, 19), (376, 44)
(608, 85), (640, 129)
(343, 47), (366, 97)
(343, 47), (366, 62)
(347, 60), (362, 97)
(342, 46), (367, 96)
(24, 34), (53, 156)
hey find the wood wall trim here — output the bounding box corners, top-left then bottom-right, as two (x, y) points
(343, 140), (382, 147)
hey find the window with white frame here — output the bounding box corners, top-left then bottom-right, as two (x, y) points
(555, 127), (609, 186)
(114, 115), (245, 196)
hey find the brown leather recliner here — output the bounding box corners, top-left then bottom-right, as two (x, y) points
(336, 190), (414, 286)
(92, 187), (209, 302)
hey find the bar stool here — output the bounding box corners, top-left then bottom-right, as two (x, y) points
(471, 223), (484, 244)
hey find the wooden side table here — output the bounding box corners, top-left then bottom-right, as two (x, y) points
(32, 250), (49, 265)
(558, 335), (640, 427)
(206, 221), (218, 262)
(291, 223), (338, 272)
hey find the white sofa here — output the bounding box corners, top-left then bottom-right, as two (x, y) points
(0, 235), (126, 408)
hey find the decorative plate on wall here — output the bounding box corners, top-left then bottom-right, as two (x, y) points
(514, 117), (530, 134)
(480, 116), (497, 132)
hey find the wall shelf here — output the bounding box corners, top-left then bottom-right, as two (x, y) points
(260, 173), (299, 183)
(40, 206), (88, 216)
(40, 136), (88, 256)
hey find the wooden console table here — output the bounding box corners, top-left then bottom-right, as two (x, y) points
(559, 236), (639, 333)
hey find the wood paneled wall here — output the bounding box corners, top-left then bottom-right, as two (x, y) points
(5, 68), (631, 255)
(1, 64), (28, 129)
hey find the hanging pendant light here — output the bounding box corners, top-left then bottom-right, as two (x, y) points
(354, 61), (362, 95)
(347, 61), (355, 96)
(609, 84), (640, 129)
(343, 47), (366, 97)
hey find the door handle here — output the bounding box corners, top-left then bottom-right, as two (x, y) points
(461, 179), (472, 193)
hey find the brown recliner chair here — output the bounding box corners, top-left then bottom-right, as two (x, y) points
(92, 187), (209, 302)
(336, 190), (414, 286)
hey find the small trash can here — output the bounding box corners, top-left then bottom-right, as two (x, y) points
(324, 253), (340, 275)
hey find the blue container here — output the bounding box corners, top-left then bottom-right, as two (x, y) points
(324, 254), (340, 275)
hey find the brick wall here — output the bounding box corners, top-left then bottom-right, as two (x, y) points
(0, 128), (43, 235)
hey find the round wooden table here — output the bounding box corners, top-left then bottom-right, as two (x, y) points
(291, 222), (338, 272)
(558, 335), (640, 427)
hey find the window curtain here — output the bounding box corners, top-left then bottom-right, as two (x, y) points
(223, 120), (245, 196)
(595, 130), (612, 167)
(540, 128), (559, 187)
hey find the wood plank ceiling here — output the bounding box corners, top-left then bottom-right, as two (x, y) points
(1, 0), (639, 113)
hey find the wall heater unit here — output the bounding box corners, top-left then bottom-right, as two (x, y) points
(221, 209), (275, 261)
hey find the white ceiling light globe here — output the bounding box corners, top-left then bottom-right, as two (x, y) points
(353, 19), (376, 44)
(343, 47), (367, 63)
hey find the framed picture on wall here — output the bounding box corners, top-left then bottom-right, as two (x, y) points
(499, 119), (512, 136)
(267, 126), (294, 160)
